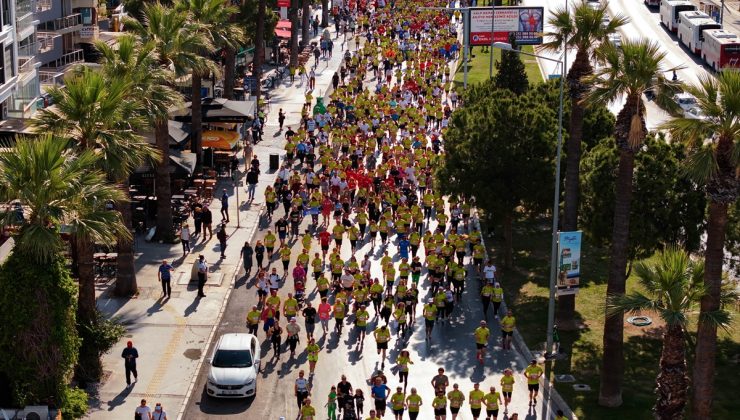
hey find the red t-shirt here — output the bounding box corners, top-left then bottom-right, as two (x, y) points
(319, 231), (332, 246)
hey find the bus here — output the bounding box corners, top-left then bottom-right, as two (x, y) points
(678, 12), (721, 54)
(660, 0), (697, 32)
(702, 29), (740, 71)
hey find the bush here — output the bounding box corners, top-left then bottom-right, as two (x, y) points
(0, 251), (80, 407)
(60, 386), (89, 419)
(75, 312), (126, 385)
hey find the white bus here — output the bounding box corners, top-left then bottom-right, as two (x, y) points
(659, 0), (696, 32)
(678, 12), (721, 54)
(702, 28), (740, 71)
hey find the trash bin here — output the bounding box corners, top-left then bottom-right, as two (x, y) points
(269, 153), (279, 171)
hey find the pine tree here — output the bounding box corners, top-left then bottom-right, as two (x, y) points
(494, 33), (528, 95)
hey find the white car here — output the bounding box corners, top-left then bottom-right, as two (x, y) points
(601, 14), (611, 28)
(607, 33), (622, 48)
(587, 0), (601, 10)
(206, 333), (260, 398)
(685, 107), (706, 120)
(674, 92), (698, 113)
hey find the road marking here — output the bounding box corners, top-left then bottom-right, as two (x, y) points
(144, 304), (186, 398)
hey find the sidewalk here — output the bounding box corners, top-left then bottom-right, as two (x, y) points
(87, 8), (342, 420)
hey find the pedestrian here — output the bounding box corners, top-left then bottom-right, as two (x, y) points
(370, 377), (390, 418)
(217, 222), (228, 258)
(448, 383), (465, 420)
(500, 368), (515, 411)
(336, 375), (354, 417)
(246, 305), (260, 335)
(179, 223), (191, 254)
(474, 320), (490, 364)
(134, 399), (152, 420)
(246, 166), (259, 200)
(501, 309), (516, 350)
(269, 319), (282, 357)
(555, 409), (568, 420)
(373, 324), (391, 368)
(300, 397), (316, 419)
(318, 296), (331, 333)
(326, 386), (338, 420)
(286, 317), (301, 357)
(396, 350), (413, 392)
(220, 189), (229, 222)
(423, 298), (437, 340)
(354, 389), (365, 418)
(431, 367), (449, 395)
(333, 72), (340, 91)
(121, 341), (139, 387)
(202, 206), (213, 239)
(309, 68), (316, 90)
(278, 108), (286, 130)
(196, 255), (208, 297)
(302, 300), (317, 338)
(157, 259), (173, 298)
(406, 387), (423, 420)
(306, 337), (320, 374)
(193, 206), (203, 235)
(524, 359), (544, 405)
(254, 240), (265, 269)
(152, 402), (168, 420)
(432, 391), (448, 420)
(241, 241), (254, 275)
(483, 386), (502, 420)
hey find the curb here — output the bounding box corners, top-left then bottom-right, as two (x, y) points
(176, 205), (264, 420)
(473, 216), (578, 420)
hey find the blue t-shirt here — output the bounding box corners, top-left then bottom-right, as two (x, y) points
(371, 384), (390, 400)
(221, 193), (229, 208)
(159, 264), (173, 280)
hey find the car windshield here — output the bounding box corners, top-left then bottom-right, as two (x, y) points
(212, 349), (252, 368)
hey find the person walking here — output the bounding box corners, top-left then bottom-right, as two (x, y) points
(158, 259), (173, 298)
(278, 108), (286, 131)
(255, 240), (265, 269)
(196, 255), (208, 297)
(179, 223), (191, 254)
(336, 375), (354, 417)
(295, 369), (311, 408)
(246, 305), (260, 335)
(300, 397), (316, 419)
(246, 166), (259, 200)
(217, 222), (228, 259)
(202, 206), (213, 239)
(326, 386), (338, 420)
(122, 341), (139, 387)
(269, 319), (283, 357)
(306, 337), (320, 375)
(302, 300), (317, 339)
(152, 402), (168, 420)
(218, 189), (229, 223)
(134, 399), (152, 420)
(241, 242), (254, 275)
(286, 317), (302, 358)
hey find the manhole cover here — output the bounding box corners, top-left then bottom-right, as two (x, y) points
(184, 348), (202, 360)
(627, 316), (652, 326)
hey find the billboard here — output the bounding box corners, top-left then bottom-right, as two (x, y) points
(277, 0), (290, 7)
(468, 7), (544, 46)
(556, 231), (582, 296)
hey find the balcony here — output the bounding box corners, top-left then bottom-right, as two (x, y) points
(37, 0), (53, 11)
(16, 0), (37, 17)
(38, 13), (82, 34)
(39, 48), (84, 71)
(38, 32), (60, 54)
(17, 42), (38, 58)
(38, 70), (65, 86)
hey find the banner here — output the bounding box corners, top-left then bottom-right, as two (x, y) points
(557, 231), (582, 296)
(468, 7), (544, 46)
(277, 0), (290, 7)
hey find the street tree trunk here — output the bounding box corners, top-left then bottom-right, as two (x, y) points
(191, 72), (204, 165)
(155, 119), (174, 242)
(223, 46), (236, 99)
(655, 324), (688, 420)
(76, 236), (96, 326)
(301, 0), (311, 47)
(290, 0), (300, 67)
(115, 178), (137, 296)
(599, 97), (644, 407)
(503, 212), (513, 268)
(254, 0), (267, 107)
(321, 0), (329, 27)
(557, 48), (592, 326)
(691, 133), (736, 418)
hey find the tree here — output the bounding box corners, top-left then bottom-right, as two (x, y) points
(126, 2), (213, 241)
(176, 0), (242, 164)
(659, 70), (740, 419)
(290, 0), (300, 67)
(321, 0), (329, 27)
(94, 35), (180, 297)
(585, 38), (682, 407)
(436, 81), (556, 267)
(543, 0), (628, 322)
(0, 135), (127, 404)
(493, 34), (528, 94)
(301, 0), (311, 48)
(580, 134), (706, 259)
(606, 247), (731, 420)
(254, 0), (268, 106)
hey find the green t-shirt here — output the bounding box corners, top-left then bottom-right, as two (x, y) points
(406, 394), (422, 412)
(469, 389), (485, 408)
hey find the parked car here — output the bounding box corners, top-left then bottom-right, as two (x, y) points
(685, 107), (706, 120)
(601, 14), (611, 28)
(206, 333), (260, 398)
(587, 0), (602, 10)
(607, 33), (623, 48)
(673, 92), (698, 113)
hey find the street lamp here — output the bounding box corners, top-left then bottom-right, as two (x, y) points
(492, 42), (564, 357)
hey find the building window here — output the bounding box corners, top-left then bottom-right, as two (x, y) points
(4, 45), (13, 82)
(0, 47), (5, 85)
(1, 0), (9, 28)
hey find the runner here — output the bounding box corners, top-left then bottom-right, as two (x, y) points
(474, 320), (490, 364)
(524, 359), (544, 405)
(469, 383), (485, 420)
(355, 304), (370, 346)
(294, 370), (310, 409)
(395, 350), (413, 392)
(390, 386), (405, 420)
(300, 397), (316, 420)
(370, 377), (390, 418)
(405, 387), (423, 420)
(501, 309), (516, 350)
(431, 367), (449, 395)
(483, 386), (502, 420)
(423, 298), (438, 340)
(373, 324), (391, 367)
(432, 391), (448, 420)
(447, 383), (465, 420)
(246, 305), (260, 335)
(500, 368), (515, 412)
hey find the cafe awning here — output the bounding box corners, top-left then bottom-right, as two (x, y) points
(143, 120), (191, 147)
(170, 150), (197, 175)
(202, 130), (240, 150)
(172, 98), (255, 123)
(275, 28), (292, 39)
(276, 19), (292, 30)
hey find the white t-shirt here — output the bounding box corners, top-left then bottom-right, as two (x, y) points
(296, 377), (309, 391)
(483, 265), (496, 280)
(152, 408), (167, 420)
(135, 406), (152, 418)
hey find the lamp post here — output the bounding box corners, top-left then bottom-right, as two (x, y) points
(492, 42), (565, 357)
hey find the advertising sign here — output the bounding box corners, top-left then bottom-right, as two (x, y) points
(557, 231), (582, 296)
(468, 7), (544, 46)
(277, 0), (290, 7)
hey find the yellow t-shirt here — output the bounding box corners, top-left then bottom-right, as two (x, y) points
(500, 375), (515, 392)
(469, 389), (485, 408)
(474, 327), (490, 345)
(525, 365), (543, 384)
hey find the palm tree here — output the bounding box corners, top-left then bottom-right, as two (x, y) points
(290, 0), (300, 67)
(0, 134), (127, 398)
(253, 0), (268, 106)
(659, 71), (740, 419)
(126, 2), (213, 241)
(176, 0), (243, 163)
(605, 247), (729, 420)
(95, 34), (179, 296)
(585, 38), (682, 407)
(301, 0), (311, 47)
(321, 0), (329, 27)
(542, 0), (628, 324)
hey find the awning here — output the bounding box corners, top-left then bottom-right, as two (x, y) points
(202, 130), (240, 150)
(172, 98), (255, 123)
(143, 120), (191, 147)
(170, 150), (196, 175)
(275, 28), (292, 39)
(276, 19), (292, 30)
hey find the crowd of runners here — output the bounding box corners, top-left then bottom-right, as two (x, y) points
(239, 0), (565, 419)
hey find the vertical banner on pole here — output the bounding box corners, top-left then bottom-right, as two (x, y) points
(556, 231), (582, 296)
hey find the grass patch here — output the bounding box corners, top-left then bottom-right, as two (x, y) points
(453, 45), (543, 88)
(485, 216), (740, 419)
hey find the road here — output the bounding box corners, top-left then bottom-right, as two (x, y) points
(183, 9), (568, 420)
